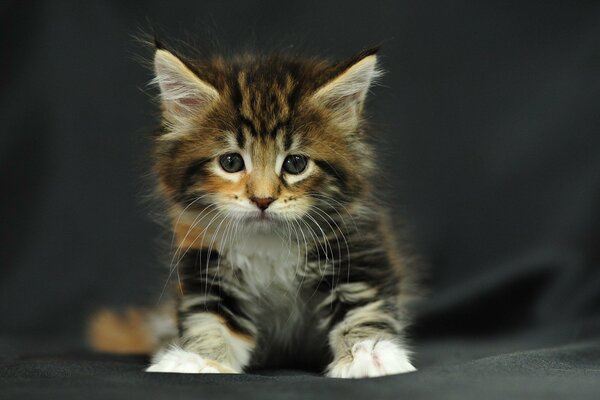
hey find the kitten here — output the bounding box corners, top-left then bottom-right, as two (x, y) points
(97, 42), (418, 378)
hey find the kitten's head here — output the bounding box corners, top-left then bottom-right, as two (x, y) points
(152, 45), (381, 231)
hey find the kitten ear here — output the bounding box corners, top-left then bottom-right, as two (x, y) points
(311, 49), (381, 130)
(153, 48), (220, 118)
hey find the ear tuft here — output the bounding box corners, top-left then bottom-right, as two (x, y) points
(154, 36), (165, 51)
(311, 51), (382, 130)
(350, 46), (380, 61)
(153, 49), (219, 119)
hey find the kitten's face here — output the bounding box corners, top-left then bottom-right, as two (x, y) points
(152, 48), (379, 231)
(182, 129), (317, 226)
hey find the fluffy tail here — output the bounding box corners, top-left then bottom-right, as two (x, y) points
(87, 305), (176, 354)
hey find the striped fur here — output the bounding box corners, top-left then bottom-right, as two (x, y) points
(146, 43), (418, 377)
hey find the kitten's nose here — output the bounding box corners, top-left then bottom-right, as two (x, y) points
(251, 197), (275, 211)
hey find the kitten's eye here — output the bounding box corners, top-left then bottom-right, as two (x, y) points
(283, 155), (308, 175)
(219, 153), (245, 173)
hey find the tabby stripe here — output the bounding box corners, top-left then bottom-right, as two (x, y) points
(179, 249), (220, 276)
(283, 130), (294, 151)
(180, 158), (210, 196)
(354, 320), (399, 334)
(240, 116), (260, 137)
(326, 298), (372, 329)
(178, 248), (251, 334)
(231, 67), (243, 110)
(186, 302), (252, 336)
(285, 68), (302, 109)
(184, 284), (253, 335)
(236, 129), (246, 148)
(314, 159), (348, 191)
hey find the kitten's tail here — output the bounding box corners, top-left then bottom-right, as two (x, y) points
(87, 305), (177, 354)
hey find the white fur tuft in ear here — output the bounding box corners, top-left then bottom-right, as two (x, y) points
(311, 54), (381, 130)
(153, 49), (219, 118)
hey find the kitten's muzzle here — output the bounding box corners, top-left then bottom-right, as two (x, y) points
(250, 197), (275, 211)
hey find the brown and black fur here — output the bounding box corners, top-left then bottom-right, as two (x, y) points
(92, 40), (418, 377)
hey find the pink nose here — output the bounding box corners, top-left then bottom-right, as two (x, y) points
(251, 197), (275, 211)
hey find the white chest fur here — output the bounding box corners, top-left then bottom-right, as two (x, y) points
(221, 231), (308, 344)
(224, 232), (301, 299)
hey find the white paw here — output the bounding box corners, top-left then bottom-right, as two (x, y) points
(327, 340), (416, 378)
(146, 347), (235, 374)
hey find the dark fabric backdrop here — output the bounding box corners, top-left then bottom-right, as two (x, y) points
(2, 1), (600, 399)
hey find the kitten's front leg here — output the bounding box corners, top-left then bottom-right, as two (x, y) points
(147, 297), (256, 373)
(147, 246), (257, 374)
(324, 297), (416, 378)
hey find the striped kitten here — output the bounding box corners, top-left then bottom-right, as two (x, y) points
(144, 42), (417, 378)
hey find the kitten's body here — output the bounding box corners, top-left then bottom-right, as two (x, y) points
(100, 42), (418, 378)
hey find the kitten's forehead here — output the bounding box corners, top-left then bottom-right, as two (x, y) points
(221, 62), (309, 155)
(234, 68), (297, 143)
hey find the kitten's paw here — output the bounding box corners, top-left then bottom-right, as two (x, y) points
(327, 339), (416, 378)
(146, 347), (236, 374)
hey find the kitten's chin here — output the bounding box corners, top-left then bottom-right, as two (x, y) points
(241, 212), (286, 233)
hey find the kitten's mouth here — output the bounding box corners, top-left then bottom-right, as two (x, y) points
(239, 212), (278, 233)
(247, 211), (272, 222)
(243, 211), (282, 230)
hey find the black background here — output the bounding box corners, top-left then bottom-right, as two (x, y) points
(2, 1), (600, 398)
